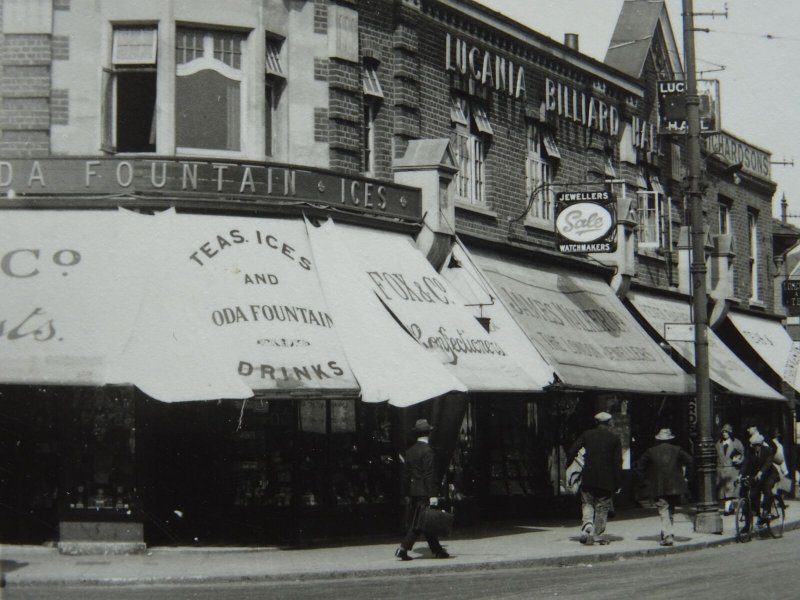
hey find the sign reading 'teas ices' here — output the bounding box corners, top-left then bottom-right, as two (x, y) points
(555, 191), (617, 254)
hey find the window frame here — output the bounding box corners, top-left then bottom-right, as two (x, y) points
(103, 26), (159, 154)
(748, 209), (760, 301)
(450, 95), (489, 206)
(524, 120), (555, 225)
(174, 27), (248, 156)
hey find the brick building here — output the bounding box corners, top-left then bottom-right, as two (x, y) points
(0, 0), (794, 550)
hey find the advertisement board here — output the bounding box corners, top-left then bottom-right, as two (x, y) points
(554, 190), (617, 254)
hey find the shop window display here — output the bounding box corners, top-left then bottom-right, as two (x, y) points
(61, 388), (137, 518)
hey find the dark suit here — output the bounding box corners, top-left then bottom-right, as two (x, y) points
(742, 441), (779, 525)
(637, 441), (693, 540)
(567, 424), (621, 540)
(400, 439), (445, 555)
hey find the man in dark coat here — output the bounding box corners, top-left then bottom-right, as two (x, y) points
(741, 431), (780, 531)
(394, 419), (449, 561)
(637, 428), (693, 546)
(566, 412), (621, 545)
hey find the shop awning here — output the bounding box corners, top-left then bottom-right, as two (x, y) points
(627, 291), (786, 401)
(0, 209), (466, 405)
(310, 222), (548, 393)
(452, 245), (693, 394)
(726, 311), (800, 395)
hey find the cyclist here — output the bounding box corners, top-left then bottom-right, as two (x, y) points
(741, 431), (780, 531)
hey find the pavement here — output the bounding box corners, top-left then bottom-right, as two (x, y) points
(2, 500), (799, 588)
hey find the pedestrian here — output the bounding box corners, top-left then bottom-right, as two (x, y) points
(394, 418), (450, 561)
(636, 428), (693, 546)
(566, 411), (621, 546)
(715, 424), (744, 514)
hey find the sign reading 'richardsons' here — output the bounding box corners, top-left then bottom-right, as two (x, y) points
(554, 190), (617, 254)
(0, 157), (422, 220)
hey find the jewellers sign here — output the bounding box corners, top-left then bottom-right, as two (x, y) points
(0, 157), (422, 220)
(555, 191), (617, 254)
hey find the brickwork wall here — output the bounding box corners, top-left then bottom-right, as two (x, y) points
(1, 30), (52, 156)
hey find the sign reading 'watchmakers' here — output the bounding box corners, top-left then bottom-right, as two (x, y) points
(554, 190), (617, 254)
(0, 157), (422, 220)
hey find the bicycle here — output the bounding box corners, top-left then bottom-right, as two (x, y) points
(733, 475), (786, 542)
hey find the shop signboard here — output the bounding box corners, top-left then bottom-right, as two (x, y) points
(0, 157), (422, 221)
(657, 79), (720, 135)
(554, 190), (616, 254)
(784, 280), (800, 308)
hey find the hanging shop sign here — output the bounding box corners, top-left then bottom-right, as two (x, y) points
(783, 280), (800, 308)
(544, 78), (620, 136)
(445, 33), (526, 99)
(657, 79), (720, 135)
(0, 157), (422, 220)
(554, 190), (617, 254)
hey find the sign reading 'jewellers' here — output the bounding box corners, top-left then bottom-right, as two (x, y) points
(0, 157), (422, 220)
(554, 190), (617, 254)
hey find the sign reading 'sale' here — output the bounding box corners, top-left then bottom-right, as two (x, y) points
(554, 191), (616, 254)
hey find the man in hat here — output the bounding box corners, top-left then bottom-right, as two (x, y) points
(566, 412), (621, 545)
(741, 430), (780, 531)
(394, 418), (449, 560)
(636, 428), (693, 546)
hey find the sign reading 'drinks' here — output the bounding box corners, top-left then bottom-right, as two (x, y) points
(554, 190), (617, 254)
(0, 157), (422, 220)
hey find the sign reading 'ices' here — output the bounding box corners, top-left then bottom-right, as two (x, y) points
(0, 158), (422, 220)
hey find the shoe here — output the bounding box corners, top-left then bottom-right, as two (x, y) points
(659, 535), (674, 547)
(579, 524), (594, 545)
(394, 548), (412, 561)
(434, 550), (450, 559)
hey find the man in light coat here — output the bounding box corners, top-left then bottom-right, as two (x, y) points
(637, 428), (693, 546)
(567, 412), (621, 546)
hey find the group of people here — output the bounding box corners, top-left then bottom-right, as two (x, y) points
(394, 414), (791, 560)
(564, 411), (693, 547)
(565, 413), (792, 547)
(715, 423), (789, 531)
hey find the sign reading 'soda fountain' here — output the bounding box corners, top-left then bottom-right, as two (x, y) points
(0, 158), (422, 220)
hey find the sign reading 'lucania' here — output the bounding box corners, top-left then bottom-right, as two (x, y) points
(445, 33), (526, 99)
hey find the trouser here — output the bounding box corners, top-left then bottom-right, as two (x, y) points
(580, 486), (612, 537)
(655, 495), (680, 539)
(400, 497), (444, 554)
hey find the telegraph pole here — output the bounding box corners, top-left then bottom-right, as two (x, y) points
(683, 0), (723, 533)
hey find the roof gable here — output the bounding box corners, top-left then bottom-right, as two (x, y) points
(605, 0), (682, 79)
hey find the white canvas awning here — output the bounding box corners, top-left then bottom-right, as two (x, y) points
(315, 222), (547, 393)
(726, 311), (800, 396)
(459, 245), (694, 394)
(0, 209), (472, 405)
(628, 291), (786, 401)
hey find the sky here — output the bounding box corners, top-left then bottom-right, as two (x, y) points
(472, 0), (800, 221)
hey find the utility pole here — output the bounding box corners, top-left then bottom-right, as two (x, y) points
(683, 0), (723, 534)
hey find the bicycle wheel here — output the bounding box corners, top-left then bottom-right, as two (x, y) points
(734, 498), (752, 543)
(767, 496), (785, 539)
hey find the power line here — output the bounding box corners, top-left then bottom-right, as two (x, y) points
(703, 28), (800, 42)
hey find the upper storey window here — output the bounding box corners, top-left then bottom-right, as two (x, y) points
(450, 96), (491, 206)
(104, 25), (251, 156)
(175, 28), (245, 152)
(104, 27), (158, 153)
(525, 120), (558, 224)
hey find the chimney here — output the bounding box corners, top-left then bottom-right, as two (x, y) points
(564, 33), (579, 51)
